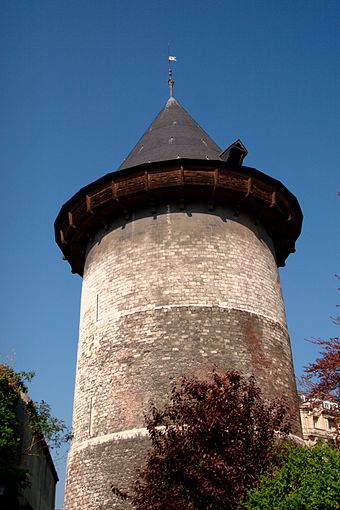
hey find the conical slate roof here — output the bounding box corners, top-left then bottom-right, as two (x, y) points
(118, 96), (222, 170)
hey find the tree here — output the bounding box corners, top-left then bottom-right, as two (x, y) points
(243, 441), (340, 510)
(112, 371), (291, 510)
(301, 281), (340, 441)
(0, 364), (71, 503)
(0, 365), (31, 495)
(302, 337), (340, 405)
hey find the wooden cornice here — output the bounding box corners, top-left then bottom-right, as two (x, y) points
(55, 159), (303, 276)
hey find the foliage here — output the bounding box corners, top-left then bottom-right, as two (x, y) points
(243, 441), (340, 510)
(0, 363), (71, 499)
(26, 399), (72, 450)
(302, 337), (340, 405)
(301, 284), (340, 441)
(0, 364), (34, 492)
(112, 370), (291, 510)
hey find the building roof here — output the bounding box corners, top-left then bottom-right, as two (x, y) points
(118, 96), (223, 170)
(54, 95), (302, 275)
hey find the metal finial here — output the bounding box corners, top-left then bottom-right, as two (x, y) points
(168, 50), (177, 98)
(168, 69), (174, 97)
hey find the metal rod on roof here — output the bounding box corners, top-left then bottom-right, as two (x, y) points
(167, 46), (176, 97)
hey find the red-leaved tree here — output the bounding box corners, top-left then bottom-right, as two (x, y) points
(301, 279), (340, 441)
(302, 337), (340, 405)
(112, 371), (291, 510)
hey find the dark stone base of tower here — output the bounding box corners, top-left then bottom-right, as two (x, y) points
(66, 437), (150, 509)
(65, 307), (300, 509)
(55, 97), (303, 509)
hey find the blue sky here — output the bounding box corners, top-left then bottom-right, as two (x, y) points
(1, 1), (339, 508)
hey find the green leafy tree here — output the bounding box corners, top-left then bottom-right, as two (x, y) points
(243, 441), (340, 510)
(0, 364), (32, 494)
(0, 364), (71, 502)
(112, 370), (291, 510)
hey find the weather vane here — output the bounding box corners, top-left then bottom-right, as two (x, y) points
(168, 46), (177, 97)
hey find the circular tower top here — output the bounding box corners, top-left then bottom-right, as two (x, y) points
(55, 97), (302, 276)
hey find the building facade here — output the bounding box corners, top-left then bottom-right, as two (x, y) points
(55, 96), (303, 509)
(0, 393), (58, 510)
(299, 394), (337, 444)
(17, 395), (58, 510)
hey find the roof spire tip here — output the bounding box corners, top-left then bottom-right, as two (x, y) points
(168, 75), (174, 97)
(167, 50), (176, 98)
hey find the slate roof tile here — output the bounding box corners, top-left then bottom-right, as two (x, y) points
(119, 97), (222, 170)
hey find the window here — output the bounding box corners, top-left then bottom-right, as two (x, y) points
(328, 418), (335, 430)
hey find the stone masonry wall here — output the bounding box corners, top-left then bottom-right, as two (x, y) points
(64, 203), (300, 510)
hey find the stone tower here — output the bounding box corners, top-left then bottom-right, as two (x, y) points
(55, 96), (302, 509)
